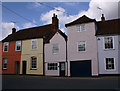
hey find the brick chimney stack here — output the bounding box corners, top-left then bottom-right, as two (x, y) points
(101, 14), (105, 21)
(12, 28), (16, 34)
(52, 13), (59, 31)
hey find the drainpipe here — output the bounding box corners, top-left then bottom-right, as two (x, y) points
(66, 38), (68, 77)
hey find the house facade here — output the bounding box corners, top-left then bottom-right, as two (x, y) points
(45, 30), (67, 77)
(2, 28), (22, 74)
(96, 16), (120, 75)
(20, 38), (43, 75)
(44, 14), (67, 77)
(65, 15), (98, 77)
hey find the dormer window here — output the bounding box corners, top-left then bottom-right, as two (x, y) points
(76, 24), (85, 32)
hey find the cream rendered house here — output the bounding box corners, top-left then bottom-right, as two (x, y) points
(20, 38), (43, 75)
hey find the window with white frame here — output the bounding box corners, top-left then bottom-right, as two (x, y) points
(3, 58), (7, 69)
(47, 63), (58, 70)
(76, 24), (85, 32)
(31, 56), (37, 69)
(3, 42), (9, 52)
(16, 41), (21, 51)
(52, 44), (59, 54)
(105, 58), (115, 70)
(104, 37), (113, 49)
(78, 41), (86, 52)
(31, 39), (37, 50)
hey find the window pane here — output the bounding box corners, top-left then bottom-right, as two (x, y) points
(106, 58), (114, 70)
(31, 56), (37, 69)
(31, 39), (37, 50)
(47, 63), (57, 70)
(4, 42), (8, 52)
(104, 37), (113, 49)
(78, 41), (85, 52)
(52, 44), (59, 54)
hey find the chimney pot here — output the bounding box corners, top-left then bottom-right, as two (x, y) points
(12, 28), (16, 34)
(52, 13), (59, 31)
(101, 14), (105, 21)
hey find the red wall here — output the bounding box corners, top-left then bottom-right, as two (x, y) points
(2, 41), (22, 74)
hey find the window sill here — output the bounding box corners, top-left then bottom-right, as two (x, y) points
(2, 68), (7, 70)
(16, 50), (21, 51)
(78, 51), (86, 53)
(30, 68), (37, 70)
(104, 49), (115, 51)
(105, 69), (116, 71)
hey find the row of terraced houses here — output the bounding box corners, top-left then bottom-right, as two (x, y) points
(0, 14), (120, 77)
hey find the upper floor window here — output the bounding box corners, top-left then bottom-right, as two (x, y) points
(78, 41), (86, 52)
(3, 58), (7, 69)
(16, 41), (21, 51)
(31, 39), (37, 50)
(52, 44), (59, 54)
(31, 56), (37, 69)
(104, 37), (113, 49)
(47, 63), (58, 70)
(105, 58), (115, 70)
(3, 42), (9, 52)
(76, 24), (85, 32)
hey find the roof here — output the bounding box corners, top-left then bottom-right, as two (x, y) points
(65, 15), (96, 27)
(2, 24), (67, 43)
(96, 18), (120, 35)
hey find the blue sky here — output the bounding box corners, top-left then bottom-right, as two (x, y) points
(1, 0), (119, 41)
(2, 2), (89, 28)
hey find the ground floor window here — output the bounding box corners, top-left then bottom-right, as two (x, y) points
(3, 58), (7, 69)
(105, 58), (115, 70)
(31, 56), (37, 69)
(47, 63), (58, 70)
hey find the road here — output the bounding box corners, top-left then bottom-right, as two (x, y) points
(1, 75), (120, 91)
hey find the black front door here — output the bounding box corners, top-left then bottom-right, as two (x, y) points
(15, 61), (19, 74)
(22, 61), (27, 75)
(59, 62), (65, 77)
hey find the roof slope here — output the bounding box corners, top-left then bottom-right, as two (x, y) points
(65, 15), (96, 27)
(2, 24), (53, 42)
(96, 18), (120, 35)
(2, 24), (67, 43)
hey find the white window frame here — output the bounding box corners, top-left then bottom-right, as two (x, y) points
(77, 41), (86, 52)
(104, 58), (116, 71)
(103, 36), (114, 50)
(31, 39), (38, 50)
(76, 24), (85, 32)
(52, 43), (59, 54)
(3, 42), (9, 52)
(3, 58), (7, 70)
(47, 63), (58, 71)
(31, 56), (37, 70)
(16, 41), (21, 51)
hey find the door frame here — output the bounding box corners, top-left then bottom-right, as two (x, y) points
(59, 62), (66, 77)
(22, 61), (27, 75)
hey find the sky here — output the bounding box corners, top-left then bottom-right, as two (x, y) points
(0, 0), (119, 41)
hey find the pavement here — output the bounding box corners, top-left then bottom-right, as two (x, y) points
(1, 75), (120, 91)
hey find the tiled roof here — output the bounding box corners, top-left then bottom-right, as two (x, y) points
(65, 15), (96, 27)
(2, 24), (67, 43)
(96, 18), (120, 35)
(2, 24), (53, 42)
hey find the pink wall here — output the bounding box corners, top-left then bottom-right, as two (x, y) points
(45, 32), (66, 76)
(67, 22), (98, 76)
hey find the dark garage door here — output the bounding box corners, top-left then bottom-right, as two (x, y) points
(70, 60), (91, 77)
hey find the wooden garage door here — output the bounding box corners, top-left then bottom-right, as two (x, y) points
(70, 60), (91, 77)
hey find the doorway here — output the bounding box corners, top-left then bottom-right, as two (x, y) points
(59, 62), (65, 77)
(22, 61), (27, 75)
(15, 61), (19, 74)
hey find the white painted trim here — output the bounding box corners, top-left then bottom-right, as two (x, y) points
(15, 41), (21, 51)
(77, 41), (86, 52)
(31, 39), (38, 50)
(76, 24), (86, 32)
(103, 36), (115, 50)
(104, 57), (116, 71)
(3, 42), (9, 52)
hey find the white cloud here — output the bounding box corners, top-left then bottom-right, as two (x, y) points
(23, 20), (36, 29)
(40, 0), (119, 34)
(1, 22), (19, 41)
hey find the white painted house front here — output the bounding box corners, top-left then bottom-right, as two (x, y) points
(96, 17), (120, 75)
